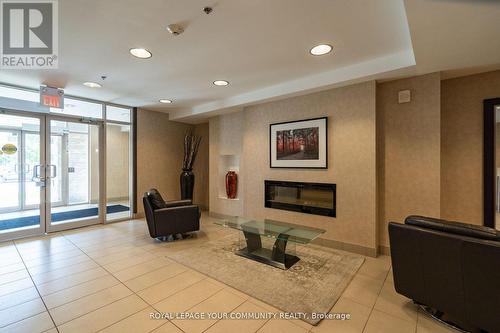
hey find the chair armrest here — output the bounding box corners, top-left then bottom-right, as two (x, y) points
(154, 205), (197, 218)
(164, 199), (193, 208)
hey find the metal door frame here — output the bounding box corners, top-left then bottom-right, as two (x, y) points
(0, 109), (46, 241)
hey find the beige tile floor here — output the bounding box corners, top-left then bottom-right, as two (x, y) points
(0, 213), (457, 333)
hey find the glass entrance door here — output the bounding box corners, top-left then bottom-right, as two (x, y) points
(0, 87), (133, 241)
(46, 117), (103, 232)
(0, 112), (104, 237)
(0, 111), (45, 241)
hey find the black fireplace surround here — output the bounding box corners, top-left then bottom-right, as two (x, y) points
(264, 180), (336, 217)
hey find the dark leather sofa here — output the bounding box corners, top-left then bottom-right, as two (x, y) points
(143, 189), (200, 240)
(388, 216), (500, 333)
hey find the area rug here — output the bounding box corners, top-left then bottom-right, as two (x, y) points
(166, 235), (364, 325)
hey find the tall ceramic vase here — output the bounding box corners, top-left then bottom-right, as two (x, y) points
(225, 171), (238, 199)
(180, 169), (195, 200)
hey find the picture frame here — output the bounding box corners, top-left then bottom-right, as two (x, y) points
(269, 117), (328, 169)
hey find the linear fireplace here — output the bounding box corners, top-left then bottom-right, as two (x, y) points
(264, 180), (336, 217)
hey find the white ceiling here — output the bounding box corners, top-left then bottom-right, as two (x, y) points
(0, 0), (499, 123)
(404, 0), (500, 79)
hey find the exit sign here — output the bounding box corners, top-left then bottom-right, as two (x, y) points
(40, 86), (64, 109)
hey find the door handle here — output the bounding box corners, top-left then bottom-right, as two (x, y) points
(36, 178), (46, 188)
(47, 165), (57, 178)
(32, 165), (42, 180)
(33, 165), (45, 187)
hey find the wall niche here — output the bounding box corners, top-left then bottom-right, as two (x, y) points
(218, 154), (240, 200)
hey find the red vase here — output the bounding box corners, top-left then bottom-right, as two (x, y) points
(225, 171), (238, 199)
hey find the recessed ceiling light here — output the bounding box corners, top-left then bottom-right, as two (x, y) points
(310, 44), (332, 56)
(83, 82), (102, 88)
(159, 99), (173, 104)
(129, 48), (152, 59)
(213, 80), (229, 86)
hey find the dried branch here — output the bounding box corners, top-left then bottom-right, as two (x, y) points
(182, 129), (202, 170)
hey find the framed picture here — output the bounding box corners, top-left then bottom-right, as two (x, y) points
(269, 117), (328, 169)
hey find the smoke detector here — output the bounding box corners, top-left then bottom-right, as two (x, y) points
(166, 24), (184, 36)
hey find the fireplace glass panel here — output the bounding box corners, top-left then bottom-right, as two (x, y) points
(265, 181), (336, 217)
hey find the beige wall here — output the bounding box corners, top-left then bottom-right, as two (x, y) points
(193, 123), (209, 209)
(132, 69), (500, 250)
(441, 70), (500, 224)
(90, 109), (210, 215)
(377, 73), (442, 248)
(210, 82), (378, 254)
(136, 109), (193, 214)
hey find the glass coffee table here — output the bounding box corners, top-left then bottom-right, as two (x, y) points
(214, 216), (326, 270)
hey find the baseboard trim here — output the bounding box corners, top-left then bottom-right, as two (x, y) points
(197, 204), (209, 211)
(208, 211), (378, 258)
(208, 211), (231, 219)
(312, 238), (377, 258)
(108, 196), (130, 202)
(378, 245), (391, 256)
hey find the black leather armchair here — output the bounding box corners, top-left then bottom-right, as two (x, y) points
(143, 189), (200, 240)
(389, 216), (500, 333)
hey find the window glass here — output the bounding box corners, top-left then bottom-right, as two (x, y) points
(0, 86), (39, 102)
(106, 123), (131, 220)
(50, 98), (103, 119)
(106, 105), (131, 123)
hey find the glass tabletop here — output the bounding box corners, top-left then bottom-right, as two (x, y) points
(213, 216), (326, 244)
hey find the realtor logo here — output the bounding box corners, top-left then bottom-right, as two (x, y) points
(1, 0), (58, 68)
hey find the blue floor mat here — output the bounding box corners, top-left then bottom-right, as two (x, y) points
(0, 205), (130, 231)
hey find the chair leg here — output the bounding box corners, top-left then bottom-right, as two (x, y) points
(417, 304), (477, 333)
(155, 234), (194, 242)
(155, 235), (175, 242)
